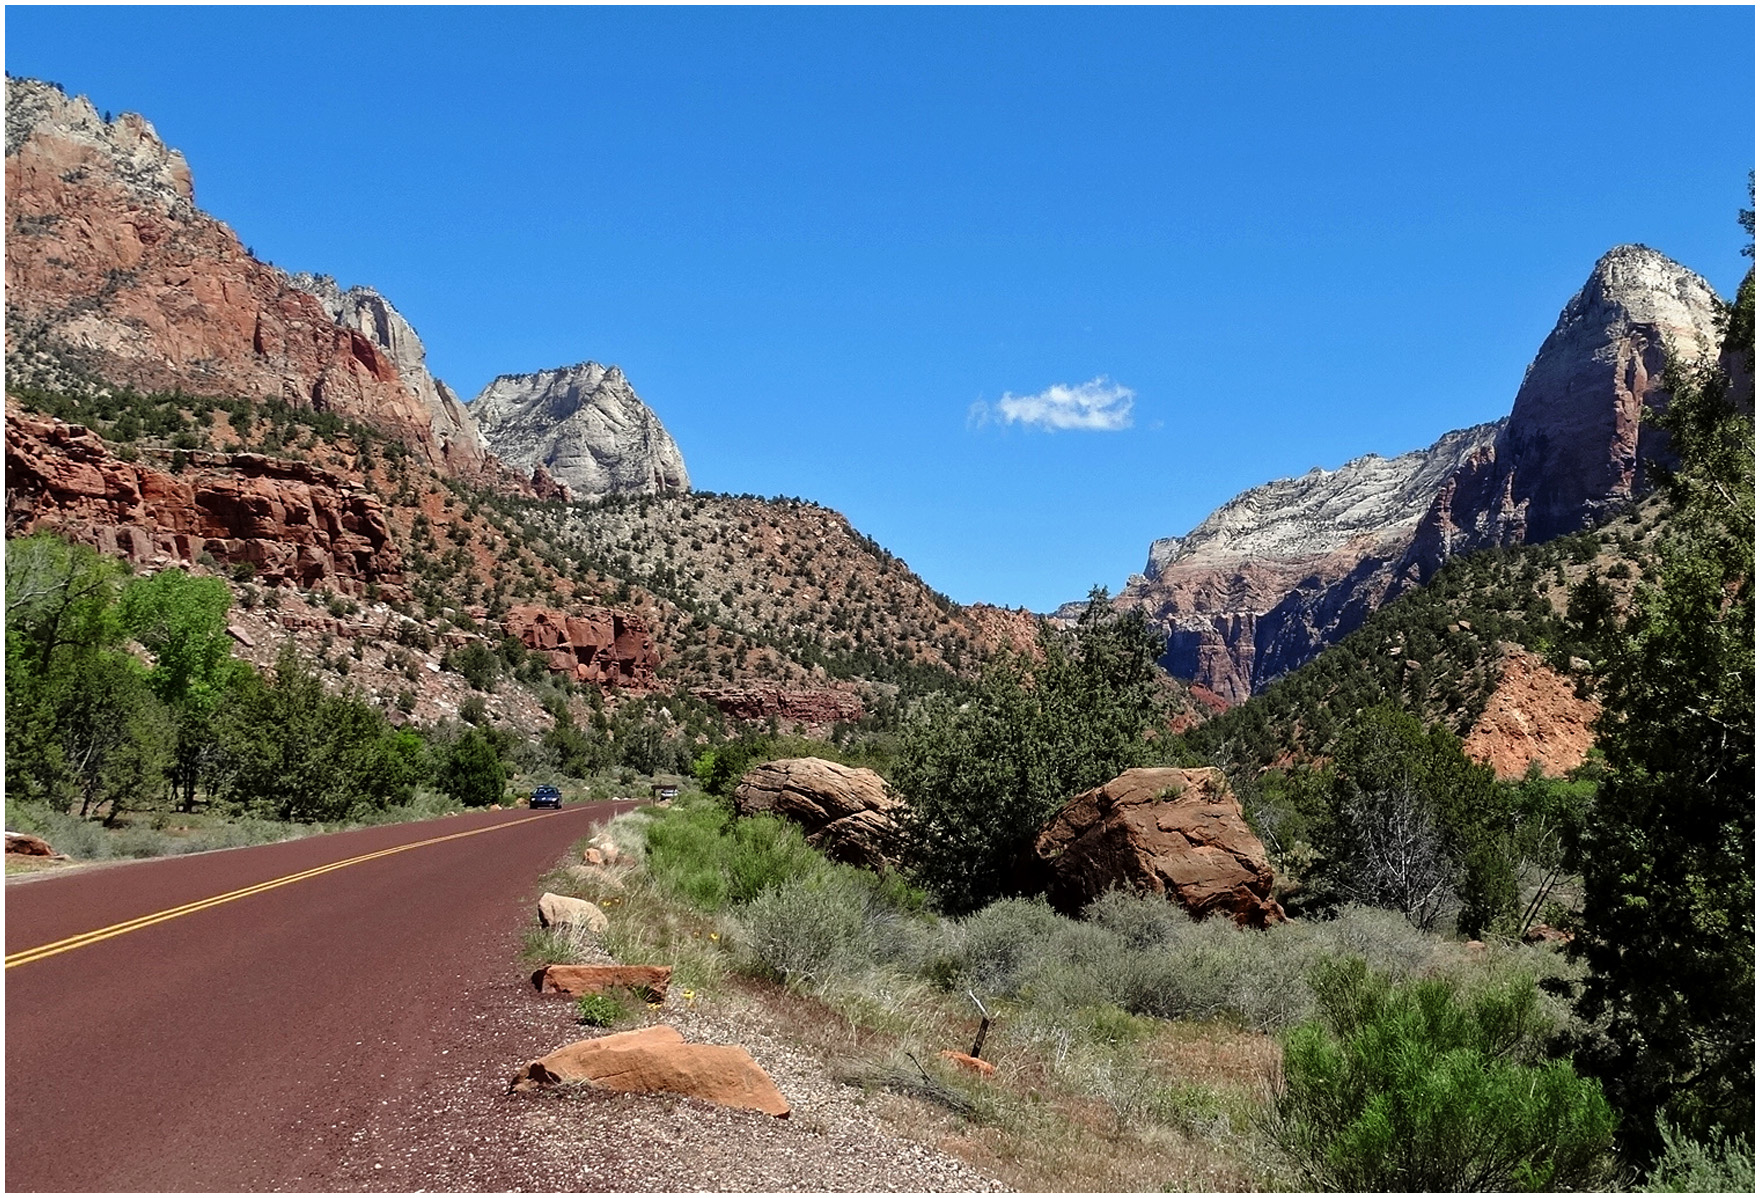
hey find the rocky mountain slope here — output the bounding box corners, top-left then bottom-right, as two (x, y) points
(1100, 245), (1724, 702)
(471, 363), (690, 501)
(5, 76), (692, 506)
(3, 78), (494, 480)
(288, 273), (489, 475)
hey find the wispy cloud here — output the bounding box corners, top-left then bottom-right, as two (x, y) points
(975, 376), (1136, 432)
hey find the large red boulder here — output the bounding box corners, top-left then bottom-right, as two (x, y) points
(508, 1025), (789, 1117)
(1033, 767), (1285, 928)
(732, 757), (902, 870)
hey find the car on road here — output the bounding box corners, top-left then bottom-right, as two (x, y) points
(529, 784), (563, 810)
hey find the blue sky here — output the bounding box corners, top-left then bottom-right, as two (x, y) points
(7, 6), (1754, 611)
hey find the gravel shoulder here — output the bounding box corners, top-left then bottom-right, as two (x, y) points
(308, 928), (1004, 1193)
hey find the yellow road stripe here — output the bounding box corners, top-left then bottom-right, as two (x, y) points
(5, 810), (578, 970)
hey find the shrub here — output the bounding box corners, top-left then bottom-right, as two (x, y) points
(436, 729), (504, 807)
(575, 993), (626, 1027)
(735, 871), (874, 985)
(1638, 1118), (1755, 1193)
(1267, 957), (1614, 1191)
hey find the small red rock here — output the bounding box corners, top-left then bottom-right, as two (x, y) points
(938, 1050), (996, 1078)
(532, 964), (671, 1003)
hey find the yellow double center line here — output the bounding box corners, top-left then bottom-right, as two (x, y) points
(6, 811), (570, 970)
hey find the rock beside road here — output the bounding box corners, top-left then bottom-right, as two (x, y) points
(732, 757), (904, 870)
(509, 1025), (790, 1118)
(1034, 767), (1286, 928)
(532, 964), (672, 1003)
(538, 892), (608, 932)
(5, 831), (58, 856)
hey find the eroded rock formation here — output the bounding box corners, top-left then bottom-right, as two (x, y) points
(732, 757), (903, 870)
(501, 603), (658, 691)
(3, 78), (489, 476)
(694, 686), (865, 730)
(1033, 767), (1285, 927)
(1461, 646), (1600, 781)
(6, 405), (403, 593)
(470, 362), (689, 500)
(1100, 245), (1724, 701)
(287, 274), (490, 477)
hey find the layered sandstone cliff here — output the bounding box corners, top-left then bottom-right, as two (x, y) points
(3, 78), (486, 478)
(500, 604), (658, 691)
(470, 362), (689, 500)
(1105, 245), (1724, 703)
(6, 404), (402, 594)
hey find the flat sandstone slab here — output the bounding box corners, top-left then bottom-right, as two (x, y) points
(532, 964), (671, 1002)
(509, 1025), (789, 1117)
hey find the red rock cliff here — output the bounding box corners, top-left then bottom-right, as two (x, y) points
(6, 405), (403, 594)
(4, 78), (490, 479)
(501, 604), (658, 692)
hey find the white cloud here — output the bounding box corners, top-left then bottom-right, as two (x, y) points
(984, 376), (1135, 432)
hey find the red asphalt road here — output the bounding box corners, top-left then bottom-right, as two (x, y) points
(4, 802), (632, 1192)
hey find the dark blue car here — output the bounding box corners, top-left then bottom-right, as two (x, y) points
(530, 784), (563, 810)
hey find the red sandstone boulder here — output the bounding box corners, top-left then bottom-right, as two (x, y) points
(938, 1051), (996, 1078)
(532, 964), (671, 1003)
(5, 832), (56, 857)
(1034, 767), (1285, 928)
(732, 757), (903, 870)
(508, 1025), (790, 1117)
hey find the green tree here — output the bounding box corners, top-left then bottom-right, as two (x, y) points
(212, 645), (423, 821)
(5, 534), (174, 820)
(437, 728), (505, 807)
(895, 589), (1168, 914)
(1320, 706), (1514, 935)
(1572, 232), (1754, 1159)
(118, 568), (246, 811)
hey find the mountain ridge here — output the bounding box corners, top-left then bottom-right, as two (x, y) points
(1077, 243), (1725, 703)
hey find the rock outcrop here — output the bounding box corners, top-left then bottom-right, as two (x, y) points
(694, 686), (865, 730)
(1461, 646), (1600, 781)
(509, 1025), (790, 1117)
(1033, 767), (1285, 928)
(3, 78), (483, 477)
(1098, 245), (1724, 701)
(1408, 244), (1725, 559)
(470, 362), (689, 500)
(6, 405), (403, 593)
(288, 274), (490, 477)
(732, 757), (903, 870)
(501, 604), (658, 692)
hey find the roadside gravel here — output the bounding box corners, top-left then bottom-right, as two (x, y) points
(298, 931), (1004, 1193)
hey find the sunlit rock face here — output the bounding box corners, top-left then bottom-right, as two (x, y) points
(288, 274), (490, 477)
(1084, 244), (1723, 703)
(470, 362), (689, 501)
(4, 77), (483, 476)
